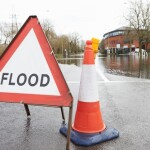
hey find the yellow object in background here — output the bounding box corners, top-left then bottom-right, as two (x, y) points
(91, 37), (100, 58)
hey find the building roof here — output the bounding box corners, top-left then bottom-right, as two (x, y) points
(103, 26), (133, 37)
(114, 26), (133, 31)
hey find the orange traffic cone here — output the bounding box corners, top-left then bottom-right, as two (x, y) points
(60, 42), (119, 146)
(86, 39), (99, 59)
(72, 46), (105, 133)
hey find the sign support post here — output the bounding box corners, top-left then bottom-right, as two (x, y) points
(24, 104), (30, 116)
(66, 102), (73, 150)
(60, 106), (65, 123)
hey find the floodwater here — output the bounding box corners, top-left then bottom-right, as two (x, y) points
(57, 53), (150, 79)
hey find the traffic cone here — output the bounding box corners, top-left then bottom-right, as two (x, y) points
(86, 39), (99, 59)
(60, 43), (119, 146)
(72, 46), (105, 133)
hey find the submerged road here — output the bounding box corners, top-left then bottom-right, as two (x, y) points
(0, 63), (150, 150)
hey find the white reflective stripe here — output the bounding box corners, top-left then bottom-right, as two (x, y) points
(78, 65), (99, 102)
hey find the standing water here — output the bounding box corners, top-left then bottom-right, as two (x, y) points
(57, 53), (150, 80)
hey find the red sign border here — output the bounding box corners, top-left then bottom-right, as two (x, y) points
(0, 16), (72, 107)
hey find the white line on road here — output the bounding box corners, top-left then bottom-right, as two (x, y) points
(95, 57), (110, 82)
(67, 80), (150, 84)
(96, 69), (110, 82)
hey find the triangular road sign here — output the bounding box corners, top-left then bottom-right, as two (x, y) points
(0, 16), (73, 107)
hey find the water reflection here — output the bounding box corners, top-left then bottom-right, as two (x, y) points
(57, 54), (83, 67)
(57, 53), (150, 79)
(102, 55), (150, 79)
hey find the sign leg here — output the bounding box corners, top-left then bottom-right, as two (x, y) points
(24, 104), (31, 117)
(60, 106), (65, 124)
(66, 102), (73, 150)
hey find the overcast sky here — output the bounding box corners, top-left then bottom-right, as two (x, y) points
(1, 0), (129, 41)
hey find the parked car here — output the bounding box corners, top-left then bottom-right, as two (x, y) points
(135, 48), (146, 53)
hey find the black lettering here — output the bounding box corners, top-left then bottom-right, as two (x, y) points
(17, 73), (27, 86)
(28, 74), (38, 86)
(40, 74), (50, 87)
(1, 73), (9, 84)
(9, 73), (15, 85)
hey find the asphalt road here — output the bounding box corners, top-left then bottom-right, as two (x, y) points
(0, 64), (150, 150)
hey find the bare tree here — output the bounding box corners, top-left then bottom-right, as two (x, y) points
(141, 2), (150, 52)
(123, 28), (137, 52)
(1, 23), (12, 44)
(41, 19), (56, 39)
(125, 0), (150, 55)
(41, 19), (58, 52)
(41, 19), (83, 55)
(0, 18), (20, 56)
(69, 33), (81, 54)
(58, 34), (70, 55)
(0, 21), (18, 45)
(99, 39), (105, 54)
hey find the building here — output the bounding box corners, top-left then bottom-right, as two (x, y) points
(103, 26), (150, 54)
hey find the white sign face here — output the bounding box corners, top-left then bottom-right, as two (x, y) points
(0, 29), (60, 96)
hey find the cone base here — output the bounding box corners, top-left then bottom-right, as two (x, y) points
(59, 125), (119, 146)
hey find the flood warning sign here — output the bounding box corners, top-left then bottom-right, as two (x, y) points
(0, 16), (72, 107)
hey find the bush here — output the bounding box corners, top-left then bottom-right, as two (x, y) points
(0, 44), (8, 56)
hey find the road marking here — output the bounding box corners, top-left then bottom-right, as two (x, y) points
(96, 69), (110, 82)
(67, 80), (150, 84)
(95, 57), (110, 82)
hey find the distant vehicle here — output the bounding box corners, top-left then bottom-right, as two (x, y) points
(116, 48), (130, 55)
(107, 49), (110, 54)
(135, 48), (146, 53)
